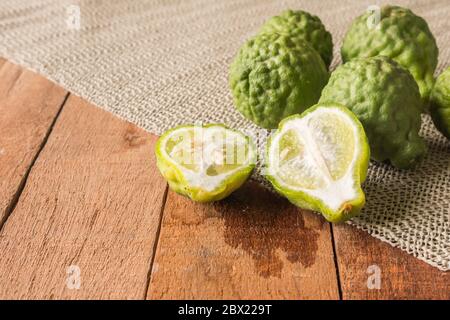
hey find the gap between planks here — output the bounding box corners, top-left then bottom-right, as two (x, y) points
(0, 92), (70, 231)
(143, 185), (169, 299)
(0, 59), (69, 228)
(329, 224), (343, 300)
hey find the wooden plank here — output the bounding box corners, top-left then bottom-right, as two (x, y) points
(0, 60), (67, 227)
(333, 223), (450, 299)
(0, 95), (167, 299)
(148, 182), (340, 299)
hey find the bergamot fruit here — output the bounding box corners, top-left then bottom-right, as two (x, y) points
(430, 67), (450, 139)
(341, 5), (438, 101)
(229, 33), (329, 129)
(266, 103), (370, 223)
(259, 9), (333, 68)
(155, 124), (256, 202)
(319, 56), (426, 169)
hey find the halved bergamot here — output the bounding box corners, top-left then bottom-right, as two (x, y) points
(155, 124), (256, 202)
(265, 103), (370, 222)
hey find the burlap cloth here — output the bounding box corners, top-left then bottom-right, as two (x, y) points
(1, 0), (449, 271)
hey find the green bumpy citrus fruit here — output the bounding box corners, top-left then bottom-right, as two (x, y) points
(430, 67), (450, 139)
(229, 33), (329, 129)
(260, 9), (333, 68)
(319, 56), (426, 169)
(341, 5), (438, 102)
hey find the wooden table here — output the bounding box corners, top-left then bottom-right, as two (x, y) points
(0, 59), (448, 300)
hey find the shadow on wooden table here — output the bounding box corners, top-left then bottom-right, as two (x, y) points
(215, 182), (322, 278)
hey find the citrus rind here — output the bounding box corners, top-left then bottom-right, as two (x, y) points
(155, 124), (256, 202)
(266, 103), (370, 222)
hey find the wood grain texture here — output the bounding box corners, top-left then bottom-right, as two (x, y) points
(0, 60), (67, 226)
(0, 95), (167, 299)
(148, 182), (340, 299)
(333, 223), (450, 300)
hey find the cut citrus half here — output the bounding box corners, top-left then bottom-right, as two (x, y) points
(155, 124), (256, 202)
(266, 103), (370, 222)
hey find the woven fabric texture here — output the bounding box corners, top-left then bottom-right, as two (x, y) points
(1, 0), (449, 270)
